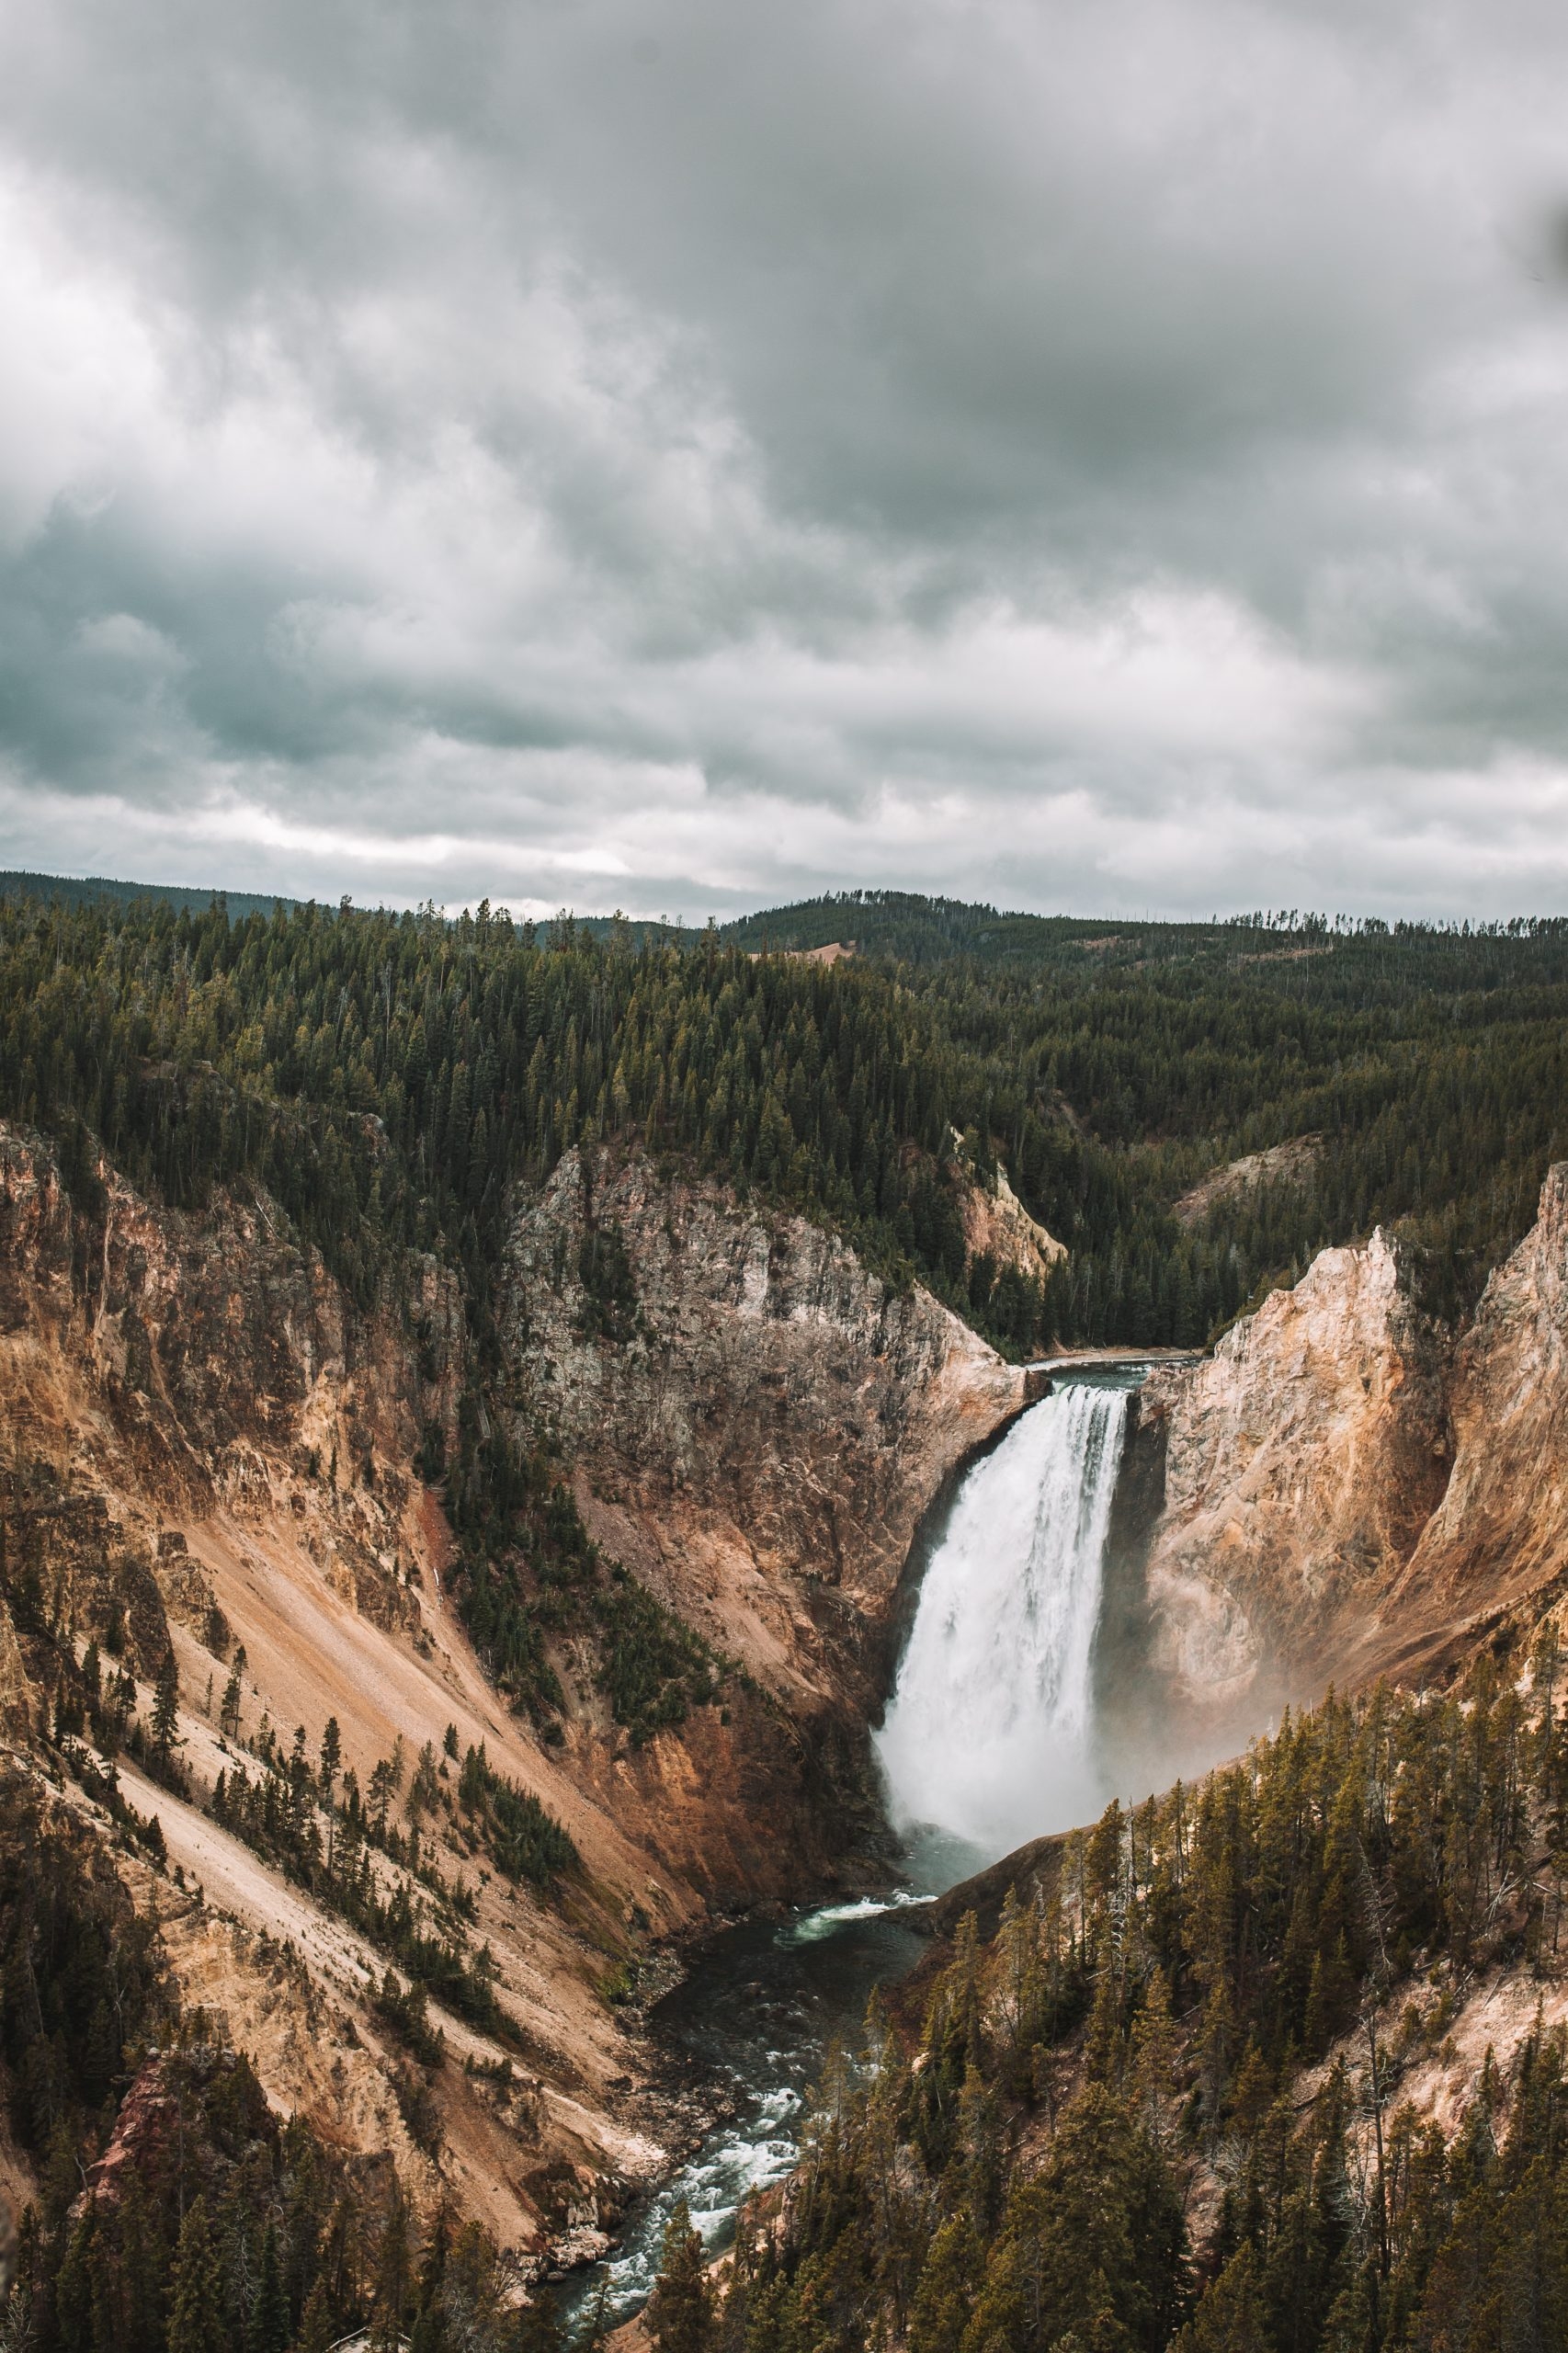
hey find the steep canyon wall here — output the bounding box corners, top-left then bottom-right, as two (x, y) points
(1131, 1163), (1568, 1718)
(496, 1145), (1028, 1891)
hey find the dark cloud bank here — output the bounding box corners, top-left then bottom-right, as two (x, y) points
(3, 0), (1568, 918)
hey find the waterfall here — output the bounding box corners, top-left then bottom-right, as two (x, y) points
(875, 1380), (1132, 1865)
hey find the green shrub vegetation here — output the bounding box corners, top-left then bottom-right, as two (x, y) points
(449, 1416), (724, 1745)
(209, 1735), (511, 2033)
(457, 1741), (579, 1884)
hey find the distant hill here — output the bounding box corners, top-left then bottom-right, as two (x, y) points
(0, 868), (702, 940)
(0, 871), (1085, 957)
(714, 889), (1331, 969)
(718, 889), (1568, 968)
(718, 890), (1108, 965)
(0, 868), (297, 922)
(0, 870), (697, 943)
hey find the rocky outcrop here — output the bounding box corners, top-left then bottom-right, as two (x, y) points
(1136, 1228), (1450, 1707)
(77, 2048), (255, 2211)
(958, 1162), (1065, 1280)
(1135, 1165), (1568, 1712)
(507, 1147), (1024, 1637)
(1171, 1133), (1322, 1229)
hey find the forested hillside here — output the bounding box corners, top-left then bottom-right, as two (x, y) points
(649, 1645), (1568, 2353)
(0, 1775), (560, 2353)
(0, 885), (1563, 1355)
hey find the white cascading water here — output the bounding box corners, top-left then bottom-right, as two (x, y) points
(875, 1380), (1132, 1863)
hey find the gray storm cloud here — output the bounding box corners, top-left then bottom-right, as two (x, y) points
(2, 0), (1567, 916)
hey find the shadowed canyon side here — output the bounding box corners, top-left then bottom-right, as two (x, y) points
(1127, 1161), (1568, 1722)
(0, 1120), (1026, 2256)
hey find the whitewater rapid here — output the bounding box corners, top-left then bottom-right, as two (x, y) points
(874, 1378), (1132, 1860)
(565, 1894), (930, 2333)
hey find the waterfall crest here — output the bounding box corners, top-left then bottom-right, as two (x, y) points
(874, 1380), (1131, 1864)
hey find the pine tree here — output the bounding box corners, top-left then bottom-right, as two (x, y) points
(296, 2279), (334, 2353)
(319, 1717), (342, 1796)
(1133, 1963), (1178, 2138)
(152, 1649), (181, 1772)
(51, 2210), (98, 2351)
(373, 2186), (413, 2353)
(249, 2220), (289, 2353)
(83, 1996), (118, 2107)
(907, 2211), (983, 2353)
(117, 2156), (169, 2351)
(1174, 2243), (1270, 2351)
(221, 1658), (244, 1739)
(369, 1756), (400, 1842)
(647, 2199), (714, 2353)
(954, 2063), (1004, 2230)
(167, 2198), (225, 2353)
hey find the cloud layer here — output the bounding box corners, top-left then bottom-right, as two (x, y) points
(4, 0), (1568, 917)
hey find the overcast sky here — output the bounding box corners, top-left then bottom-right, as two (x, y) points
(4, 0), (1568, 921)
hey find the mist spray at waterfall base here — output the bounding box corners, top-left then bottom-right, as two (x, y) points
(875, 1377), (1135, 1868)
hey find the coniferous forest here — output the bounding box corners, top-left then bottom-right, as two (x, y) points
(0, 1772), (562, 2352)
(1, 885), (1564, 1361)
(648, 1647), (1568, 2353)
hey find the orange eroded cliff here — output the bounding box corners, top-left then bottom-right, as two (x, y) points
(1137, 1163), (1568, 1714)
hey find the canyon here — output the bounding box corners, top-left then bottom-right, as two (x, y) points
(0, 1123), (1028, 2263)
(6, 1095), (1568, 2295)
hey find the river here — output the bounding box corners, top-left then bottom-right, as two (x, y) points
(565, 1369), (1144, 2334)
(563, 1892), (937, 2332)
